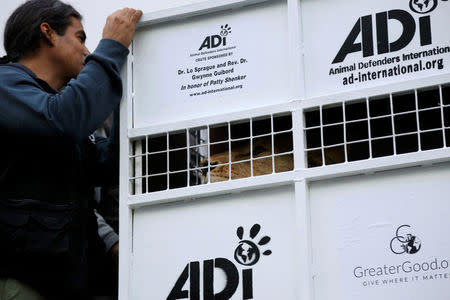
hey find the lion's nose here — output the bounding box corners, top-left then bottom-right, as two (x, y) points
(202, 161), (218, 176)
(201, 160), (219, 176)
(210, 161), (218, 170)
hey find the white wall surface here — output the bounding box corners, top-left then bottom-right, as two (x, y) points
(0, 0), (207, 56)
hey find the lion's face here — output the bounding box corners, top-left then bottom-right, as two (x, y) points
(199, 136), (293, 183)
(198, 135), (346, 183)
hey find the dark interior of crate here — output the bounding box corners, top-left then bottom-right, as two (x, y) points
(304, 85), (450, 168)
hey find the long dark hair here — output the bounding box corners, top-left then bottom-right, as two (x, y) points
(0, 0), (82, 64)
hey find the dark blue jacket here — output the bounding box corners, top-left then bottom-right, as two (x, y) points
(0, 39), (128, 299)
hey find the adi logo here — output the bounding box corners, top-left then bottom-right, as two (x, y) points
(198, 24), (232, 51)
(166, 224), (272, 300)
(332, 0), (448, 63)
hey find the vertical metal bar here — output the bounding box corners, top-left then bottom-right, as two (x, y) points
(250, 117), (254, 177)
(366, 97), (372, 158)
(119, 51), (133, 299)
(271, 114), (276, 173)
(207, 125), (211, 184)
(166, 132), (170, 190)
(131, 51), (135, 129)
(342, 101), (348, 162)
(228, 122), (232, 180)
(415, 89), (421, 151)
(439, 85), (447, 147)
(145, 135), (148, 193)
(319, 106), (325, 166)
(128, 143), (134, 196)
(294, 180), (314, 300)
(134, 141), (142, 195)
(389, 93), (397, 155)
(186, 128), (190, 187)
(292, 108), (305, 170)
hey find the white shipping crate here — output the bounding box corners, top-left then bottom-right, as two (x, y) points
(119, 0), (450, 299)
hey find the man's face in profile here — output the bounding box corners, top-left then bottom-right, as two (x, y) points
(50, 16), (89, 82)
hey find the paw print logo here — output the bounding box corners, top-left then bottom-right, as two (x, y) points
(220, 24), (232, 37)
(234, 224), (272, 266)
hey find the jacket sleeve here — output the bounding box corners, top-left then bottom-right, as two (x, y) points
(0, 39), (129, 143)
(95, 210), (119, 254)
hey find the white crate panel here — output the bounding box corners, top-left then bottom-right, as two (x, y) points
(310, 162), (450, 300)
(302, 0), (450, 98)
(132, 0), (292, 128)
(131, 185), (297, 299)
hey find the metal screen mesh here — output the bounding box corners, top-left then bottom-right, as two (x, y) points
(129, 113), (294, 195)
(304, 84), (450, 168)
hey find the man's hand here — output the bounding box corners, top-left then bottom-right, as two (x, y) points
(103, 8), (143, 48)
(110, 242), (119, 266)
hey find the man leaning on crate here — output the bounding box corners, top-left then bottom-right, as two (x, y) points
(0, 1), (142, 299)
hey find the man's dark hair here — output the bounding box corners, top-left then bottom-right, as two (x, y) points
(0, 0), (82, 64)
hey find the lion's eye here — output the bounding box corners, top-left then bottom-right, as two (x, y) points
(209, 161), (219, 172)
(253, 146), (266, 156)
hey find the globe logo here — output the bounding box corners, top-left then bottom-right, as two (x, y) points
(235, 240), (260, 266)
(409, 0), (438, 14)
(234, 224), (272, 266)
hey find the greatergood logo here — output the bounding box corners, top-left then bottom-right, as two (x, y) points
(390, 225), (422, 255)
(199, 24), (232, 51)
(332, 0), (448, 63)
(353, 224), (449, 285)
(167, 224), (271, 300)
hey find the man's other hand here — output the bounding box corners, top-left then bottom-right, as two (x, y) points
(110, 242), (119, 266)
(103, 8), (143, 48)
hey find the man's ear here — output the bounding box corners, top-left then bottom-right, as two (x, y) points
(40, 23), (56, 46)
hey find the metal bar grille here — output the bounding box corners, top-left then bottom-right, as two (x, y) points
(304, 84), (450, 168)
(129, 113), (294, 195)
